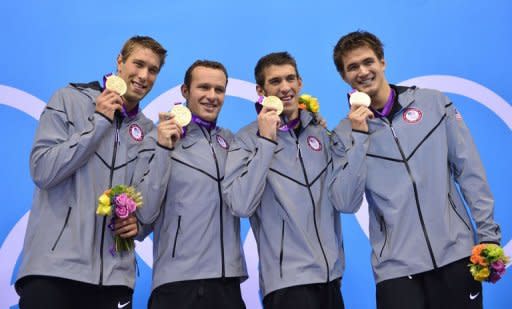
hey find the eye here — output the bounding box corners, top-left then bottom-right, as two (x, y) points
(286, 75), (297, 82)
(363, 58), (375, 66)
(269, 78), (280, 85)
(347, 64), (358, 72)
(215, 87), (225, 94)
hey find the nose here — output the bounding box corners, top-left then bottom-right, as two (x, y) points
(206, 88), (216, 101)
(137, 68), (149, 81)
(280, 81), (292, 94)
(358, 65), (370, 77)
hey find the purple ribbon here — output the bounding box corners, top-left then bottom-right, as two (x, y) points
(372, 89), (395, 118)
(278, 117), (300, 132)
(182, 112), (218, 138)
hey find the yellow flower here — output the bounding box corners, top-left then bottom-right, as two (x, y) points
(308, 98), (319, 113)
(474, 267), (490, 281)
(96, 194), (112, 216)
(299, 94), (320, 113)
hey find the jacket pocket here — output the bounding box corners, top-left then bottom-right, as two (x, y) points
(172, 216), (182, 258)
(448, 194), (471, 230)
(51, 207), (72, 251)
(279, 220), (285, 278)
(379, 215), (388, 258)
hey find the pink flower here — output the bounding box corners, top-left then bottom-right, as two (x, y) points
(115, 205), (129, 219)
(491, 260), (506, 276)
(126, 198), (137, 213)
(115, 193), (137, 214)
(115, 193), (129, 207)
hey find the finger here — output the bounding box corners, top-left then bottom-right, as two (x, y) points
(159, 112), (173, 122)
(117, 224), (138, 238)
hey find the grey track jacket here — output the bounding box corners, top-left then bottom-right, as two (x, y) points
(334, 85), (501, 284)
(135, 122), (247, 292)
(223, 110), (368, 296)
(16, 82), (154, 290)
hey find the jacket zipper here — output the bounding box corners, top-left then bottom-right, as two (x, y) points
(448, 194), (471, 230)
(100, 116), (122, 285)
(379, 215), (387, 258)
(205, 130), (225, 277)
(389, 124), (437, 268)
(296, 138), (330, 282)
(51, 207), (72, 251)
(279, 220), (285, 278)
(172, 216), (182, 257)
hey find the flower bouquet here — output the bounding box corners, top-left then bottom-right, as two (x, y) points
(469, 243), (510, 283)
(298, 94), (319, 113)
(96, 185), (143, 254)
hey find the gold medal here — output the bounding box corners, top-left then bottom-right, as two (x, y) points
(349, 91), (371, 107)
(262, 96), (283, 115)
(170, 105), (192, 127)
(105, 75), (127, 96)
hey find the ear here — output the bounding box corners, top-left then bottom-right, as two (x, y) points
(381, 57), (386, 71)
(181, 84), (189, 100)
(256, 85), (265, 97)
(116, 54), (123, 74)
(297, 77), (303, 92)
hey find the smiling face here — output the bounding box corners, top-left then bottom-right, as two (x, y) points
(257, 64), (303, 120)
(181, 66), (227, 122)
(341, 45), (390, 108)
(116, 46), (161, 109)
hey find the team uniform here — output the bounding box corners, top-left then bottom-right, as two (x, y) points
(16, 81), (153, 309)
(335, 85), (501, 309)
(135, 121), (247, 309)
(223, 110), (368, 309)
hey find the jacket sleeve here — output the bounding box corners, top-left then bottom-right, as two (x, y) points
(328, 118), (369, 213)
(223, 131), (277, 217)
(134, 130), (173, 225)
(445, 98), (501, 244)
(30, 88), (111, 189)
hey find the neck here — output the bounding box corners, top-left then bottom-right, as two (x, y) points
(283, 108), (300, 122)
(371, 84), (392, 110)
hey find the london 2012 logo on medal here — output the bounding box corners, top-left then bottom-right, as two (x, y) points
(307, 136), (322, 151)
(403, 108), (423, 124)
(216, 135), (229, 149)
(129, 124), (144, 142)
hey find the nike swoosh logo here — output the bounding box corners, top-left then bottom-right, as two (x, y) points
(118, 301), (131, 308)
(469, 292), (480, 300)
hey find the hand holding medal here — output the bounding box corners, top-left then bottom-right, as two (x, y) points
(257, 96), (283, 141)
(96, 74), (127, 121)
(157, 103), (192, 149)
(348, 90), (374, 132)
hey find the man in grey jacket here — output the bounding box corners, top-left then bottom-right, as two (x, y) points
(134, 60), (247, 309)
(15, 36), (167, 309)
(223, 52), (368, 309)
(332, 30), (502, 309)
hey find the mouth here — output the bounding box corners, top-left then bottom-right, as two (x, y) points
(357, 76), (375, 88)
(130, 80), (147, 94)
(200, 102), (218, 111)
(279, 94), (294, 105)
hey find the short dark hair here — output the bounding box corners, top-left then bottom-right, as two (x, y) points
(183, 60), (228, 88)
(333, 30), (384, 76)
(119, 35), (167, 70)
(254, 52), (300, 87)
